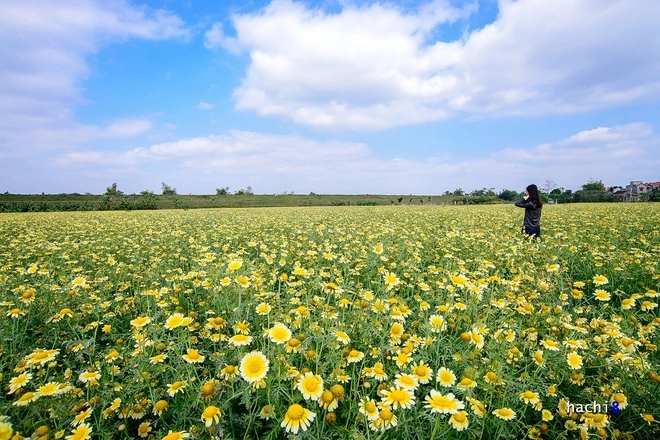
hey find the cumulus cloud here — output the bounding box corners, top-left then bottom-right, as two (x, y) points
(197, 101), (215, 110)
(52, 123), (659, 194)
(217, 0), (660, 130)
(0, 0), (189, 152)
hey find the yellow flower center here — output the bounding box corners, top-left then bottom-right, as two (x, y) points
(304, 377), (320, 392)
(287, 404), (305, 420)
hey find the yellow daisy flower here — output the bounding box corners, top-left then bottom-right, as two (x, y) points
(424, 390), (464, 414)
(281, 403), (316, 434)
(358, 397), (380, 420)
(297, 372), (324, 401)
(493, 407), (516, 420)
(65, 423), (91, 440)
(520, 390), (540, 405)
(436, 367), (456, 387)
(166, 381), (187, 397)
(566, 352), (583, 370)
(267, 323), (292, 344)
(200, 405), (221, 427)
(239, 351), (270, 384)
(182, 348), (205, 363)
(411, 361), (433, 384)
(449, 410), (469, 431)
(346, 349), (365, 363)
(381, 386), (415, 409)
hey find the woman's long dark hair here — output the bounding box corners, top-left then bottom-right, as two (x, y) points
(526, 184), (543, 207)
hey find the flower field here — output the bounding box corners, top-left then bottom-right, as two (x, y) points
(1, 204), (659, 440)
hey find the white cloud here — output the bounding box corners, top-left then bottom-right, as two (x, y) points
(52, 123), (659, 194)
(197, 101), (215, 110)
(204, 22), (240, 53)
(220, 0), (660, 130)
(0, 0), (189, 152)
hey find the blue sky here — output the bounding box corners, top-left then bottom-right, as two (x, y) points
(1, 0), (659, 195)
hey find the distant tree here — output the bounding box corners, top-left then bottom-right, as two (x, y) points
(498, 189), (519, 201)
(452, 188), (464, 196)
(581, 179), (606, 192)
(140, 189), (154, 196)
(234, 186), (254, 196)
(641, 188), (660, 202)
(161, 182), (177, 195)
(216, 187), (230, 196)
(105, 183), (123, 196)
(543, 180), (558, 194)
(572, 180), (615, 203)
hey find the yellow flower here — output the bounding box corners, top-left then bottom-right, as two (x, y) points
(641, 300), (658, 311)
(520, 390), (540, 405)
(227, 259), (243, 271)
(8, 372), (32, 394)
(370, 407), (398, 432)
(592, 275), (608, 285)
(381, 386), (415, 409)
(239, 351), (270, 384)
(137, 421), (152, 438)
(542, 409), (554, 421)
(0, 419), (13, 440)
(411, 361), (433, 384)
(166, 381), (187, 397)
(153, 400), (169, 415)
(436, 367), (456, 387)
(334, 331), (350, 345)
(200, 380), (218, 400)
(424, 390), (464, 414)
(541, 339), (560, 351)
(78, 371), (101, 385)
(457, 377), (477, 390)
(161, 431), (190, 440)
(130, 316), (151, 328)
(259, 404), (276, 419)
(297, 372), (324, 401)
(255, 302), (271, 315)
(566, 352), (583, 370)
(641, 413), (657, 425)
(610, 393), (628, 410)
(428, 314), (447, 332)
(182, 348), (205, 363)
(358, 397), (379, 420)
(493, 407), (516, 420)
(394, 351), (412, 368)
(318, 389), (339, 411)
(281, 403), (316, 434)
(36, 382), (61, 397)
(150, 353), (168, 364)
(201, 405), (222, 427)
(594, 289), (610, 301)
(164, 313), (186, 330)
(449, 410), (469, 431)
(268, 323), (292, 344)
(228, 334), (253, 347)
(346, 349), (365, 363)
(71, 277), (87, 287)
(285, 338), (302, 353)
(394, 373), (418, 391)
(65, 423), (91, 440)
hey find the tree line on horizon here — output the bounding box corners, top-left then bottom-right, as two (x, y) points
(1, 179), (658, 213)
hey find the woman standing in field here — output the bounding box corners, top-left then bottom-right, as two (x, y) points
(515, 184), (543, 238)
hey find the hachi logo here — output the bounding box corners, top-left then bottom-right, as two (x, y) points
(566, 400), (621, 415)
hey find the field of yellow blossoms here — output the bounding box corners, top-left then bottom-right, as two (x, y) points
(1, 203), (659, 440)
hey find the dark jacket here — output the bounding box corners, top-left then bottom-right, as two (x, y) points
(514, 198), (542, 229)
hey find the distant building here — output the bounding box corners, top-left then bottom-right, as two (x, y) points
(620, 181), (660, 202)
